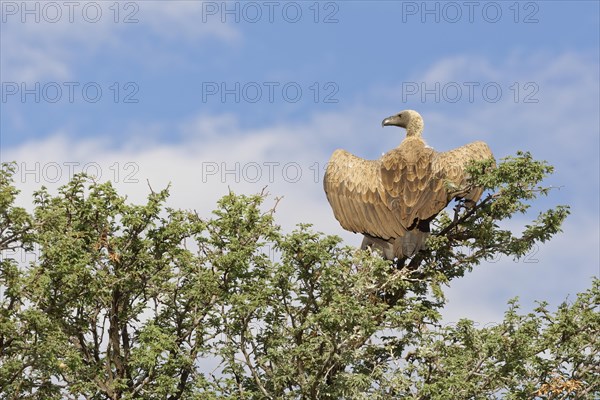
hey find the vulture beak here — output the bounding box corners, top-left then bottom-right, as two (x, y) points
(382, 115), (398, 127)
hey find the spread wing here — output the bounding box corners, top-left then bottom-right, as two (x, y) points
(431, 141), (494, 203)
(324, 149), (405, 240)
(323, 141), (494, 241)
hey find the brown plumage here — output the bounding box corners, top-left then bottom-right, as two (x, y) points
(323, 110), (494, 260)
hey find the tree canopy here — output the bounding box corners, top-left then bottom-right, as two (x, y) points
(0, 153), (597, 399)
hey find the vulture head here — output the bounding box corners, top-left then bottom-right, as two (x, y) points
(382, 109), (424, 137)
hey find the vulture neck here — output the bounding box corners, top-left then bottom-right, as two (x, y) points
(405, 118), (424, 137)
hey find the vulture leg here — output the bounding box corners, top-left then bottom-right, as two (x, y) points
(361, 234), (394, 260)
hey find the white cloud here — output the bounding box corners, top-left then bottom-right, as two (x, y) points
(3, 113), (351, 240)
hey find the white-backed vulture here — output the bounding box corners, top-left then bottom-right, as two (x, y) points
(323, 110), (494, 260)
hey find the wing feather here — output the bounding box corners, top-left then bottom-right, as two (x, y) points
(324, 149), (405, 239)
(431, 141), (494, 203)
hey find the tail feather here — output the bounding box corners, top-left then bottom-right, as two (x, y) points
(361, 235), (394, 260)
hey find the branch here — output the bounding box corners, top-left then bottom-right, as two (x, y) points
(436, 193), (496, 237)
(239, 315), (273, 399)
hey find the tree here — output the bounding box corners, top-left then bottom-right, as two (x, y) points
(0, 153), (597, 399)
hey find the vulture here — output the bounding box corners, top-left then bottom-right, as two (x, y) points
(323, 110), (493, 260)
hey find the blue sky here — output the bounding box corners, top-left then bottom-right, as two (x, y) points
(1, 1), (599, 324)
